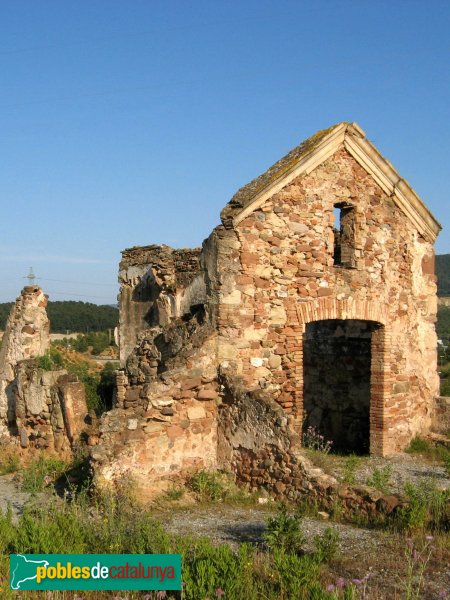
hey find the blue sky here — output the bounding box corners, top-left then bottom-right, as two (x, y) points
(1, 0), (449, 304)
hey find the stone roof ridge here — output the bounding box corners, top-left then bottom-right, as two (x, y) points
(220, 122), (441, 242)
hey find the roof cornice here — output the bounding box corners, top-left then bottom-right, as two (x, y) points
(343, 124), (441, 242)
(227, 122), (441, 243)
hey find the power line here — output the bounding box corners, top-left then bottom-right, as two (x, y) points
(20, 276), (117, 287)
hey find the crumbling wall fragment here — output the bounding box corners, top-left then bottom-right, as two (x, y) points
(118, 245), (205, 364)
(0, 286), (50, 435)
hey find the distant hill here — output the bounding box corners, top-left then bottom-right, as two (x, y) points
(436, 254), (450, 297)
(0, 300), (118, 333)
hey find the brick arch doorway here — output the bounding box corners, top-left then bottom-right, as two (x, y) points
(301, 318), (385, 455)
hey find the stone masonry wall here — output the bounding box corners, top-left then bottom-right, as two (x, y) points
(215, 148), (439, 454)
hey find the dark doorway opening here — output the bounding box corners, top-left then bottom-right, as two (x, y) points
(302, 319), (378, 454)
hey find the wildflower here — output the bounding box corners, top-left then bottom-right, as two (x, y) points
(156, 592), (167, 599)
(215, 589), (225, 597)
(426, 535), (434, 541)
(336, 577), (346, 589)
(352, 578), (362, 585)
(326, 584), (335, 592)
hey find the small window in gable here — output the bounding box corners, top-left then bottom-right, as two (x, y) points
(333, 203), (357, 268)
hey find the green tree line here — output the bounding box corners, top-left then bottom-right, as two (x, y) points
(437, 306), (450, 347)
(436, 254), (450, 296)
(0, 300), (118, 333)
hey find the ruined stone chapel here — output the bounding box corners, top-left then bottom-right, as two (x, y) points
(91, 122), (441, 496)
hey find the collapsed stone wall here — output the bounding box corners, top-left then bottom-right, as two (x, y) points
(0, 286), (50, 436)
(12, 361), (88, 454)
(218, 373), (398, 517)
(92, 248), (219, 493)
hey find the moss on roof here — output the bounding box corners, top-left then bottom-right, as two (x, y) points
(221, 122), (347, 226)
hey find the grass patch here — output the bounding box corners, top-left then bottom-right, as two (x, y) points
(0, 448), (20, 475)
(21, 454), (67, 493)
(164, 484), (185, 501)
(186, 470), (256, 505)
(405, 435), (450, 468)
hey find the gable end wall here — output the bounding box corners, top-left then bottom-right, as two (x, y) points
(216, 148), (439, 453)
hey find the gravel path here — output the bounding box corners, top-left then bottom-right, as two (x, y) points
(350, 453), (450, 494)
(158, 503), (389, 555)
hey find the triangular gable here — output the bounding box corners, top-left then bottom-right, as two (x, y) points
(221, 122), (441, 242)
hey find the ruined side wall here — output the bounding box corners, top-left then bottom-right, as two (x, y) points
(216, 148), (439, 453)
(0, 286), (50, 434)
(118, 245), (205, 364)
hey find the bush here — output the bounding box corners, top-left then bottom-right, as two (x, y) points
(441, 377), (450, 397)
(406, 436), (433, 455)
(188, 470), (226, 502)
(396, 480), (450, 532)
(367, 465), (392, 494)
(263, 503), (305, 554)
(313, 527), (340, 562)
(443, 453), (450, 477)
(36, 347), (65, 371)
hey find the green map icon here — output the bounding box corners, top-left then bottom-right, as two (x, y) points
(10, 555), (49, 590)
